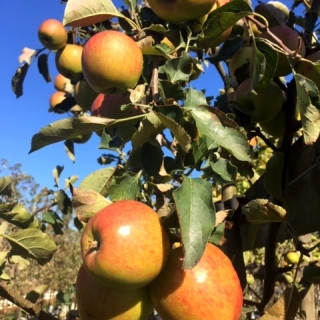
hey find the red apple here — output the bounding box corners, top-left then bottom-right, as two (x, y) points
(81, 200), (170, 290)
(38, 19), (67, 51)
(81, 30), (144, 93)
(149, 243), (243, 320)
(76, 264), (153, 320)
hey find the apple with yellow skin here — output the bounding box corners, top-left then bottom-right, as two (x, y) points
(38, 19), (67, 51)
(149, 243), (243, 320)
(235, 78), (284, 123)
(228, 46), (253, 81)
(74, 80), (99, 111)
(76, 264), (153, 320)
(55, 44), (83, 81)
(81, 30), (143, 93)
(147, 0), (216, 23)
(285, 251), (301, 265)
(81, 200), (170, 290)
(54, 73), (73, 93)
(260, 25), (306, 77)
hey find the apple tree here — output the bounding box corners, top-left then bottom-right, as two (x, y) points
(6, 0), (320, 318)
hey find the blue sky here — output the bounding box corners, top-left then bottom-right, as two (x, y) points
(1, 0), (294, 190)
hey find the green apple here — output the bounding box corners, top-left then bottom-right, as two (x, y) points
(259, 109), (286, 138)
(55, 44), (83, 81)
(38, 19), (67, 51)
(260, 25), (306, 77)
(76, 264), (153, 320)
(81, 30), (143, 93)
(81, 200), (170, 290)
(235, 78), (284, 123)
(74, 80), (99, 112)
(149, 243), (243, 320)
(147, 0), (216, 23)
(228, 46), (254, 81)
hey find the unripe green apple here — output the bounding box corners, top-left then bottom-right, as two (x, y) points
(76, 264), (153, 320)
(55, 44), (83, 81)
(235, 78), (284, 123)
(74, 80), (99, 112)
(246, 273), (255, 285)
(54, 73), (73, 93)
(149, 243), (243, 320)
(81, 30), (143, 93)
(296, 51), (320, 91)
(228, 46), (253, 81)
(259, 109), (286, 138)
(259, 25), (306, 77)
(81, 200), (170, 290)
(38, 19), (68, 51)
(147, 0), (216, 23)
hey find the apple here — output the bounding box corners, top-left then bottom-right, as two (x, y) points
(259, 25), (306, 77)
(259, 109), (286, 138)
(149, 243), (243, 320)
(81, 30), (143, 93)
(76, 264), (153, 320)
(195, 0), (233, 49)
(228, 46), (253, 81)
(74, 80), (99, 111)
(55, 44), (83, 81)
(38, 19), (67, 51)
(285, 251), (300, 265)
(296, 51), (320, 91)
(49, 91), (75, 114)
(81, 200), (170, 290)
(147, 0), (216, 23)
(234, 78), (284, 123)
(54, 73), (73, 93)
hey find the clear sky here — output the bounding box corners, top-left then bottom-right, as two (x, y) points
(1, 0), (294, 189)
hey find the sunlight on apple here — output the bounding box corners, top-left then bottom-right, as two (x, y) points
(118, 225), (131, 236)
(193, 269), (208, 283)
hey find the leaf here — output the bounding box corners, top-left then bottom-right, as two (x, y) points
(63, 0), (136, 28)
(0, 228), (57, 265)
(243, 199), (287, 224)
(155, 111), (192, 153)
(295, 73), (320, 144)
(52, 165), (64, 188)
(141, 141), (164, 177)
(37, 54), (51, 83)
(260, 287), (301, 320)
(303, 265), (320, 284)
(79, 167), (116, 197)
(173, 177), (216, 269)
(72, 187), (111, 222)
(42, 211), (57, 225)
(210, 157), (238, 182)
(131, 112), (165, 151)
(0, 176), (13, 197)
(18, 47), (37, 65)
(184, 87), (208, 108)
(188, 105), (250, 161)
(109, 171), (142, 201)
(64, 140), (76, 163)
(29, 115), (116, 153)
(0, 203), (34, 229)
(11, 64), (29, 98)
(202, 0), (252, 40)
(65, 175), (79, 190)
(54, 189), (72, 215)
(25, 285), (49, 304)
(158, 80), (186, 102)
(208, 221), (226, 246)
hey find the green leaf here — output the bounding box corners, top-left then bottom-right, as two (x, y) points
(158, 80), (186, 101)
(155, 111), (192, 153)
(173, 177), (216, 269)
(295, 73), (320, 145)
(79, 167), (116, 197)
(210, 157), (238, 182)
(54, 189), (72, 215)
(0, 176), (13, 197)
(0, 203), (35, 229)
(202, 0), (252, 40)
(64, 140), (76, 163)
(65, 175), (79, 190)
(52, 165), (64, 188)
(109, 171), (142, 201)
(25, 285), (49, 304)
(243, 199), (287, 224)
(72, 187), (111, 222)
(0, 228), (57, 265)
(29, 115), (116, 153)
(63, 0), (135, 28)
(303, 265), (320, 284)
(184, 87), (208, 108)
(42, 210), (57, 225)
(208, 221), (226, 246)
(188, 105), (250, 161)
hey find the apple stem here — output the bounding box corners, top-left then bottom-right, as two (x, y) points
(88, 240), (99, 251)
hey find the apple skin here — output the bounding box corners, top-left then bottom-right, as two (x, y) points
(38, 19), (67, 51)
(49, 91), (68, 113)
(296, 51), (320, 90)
(81, 30), (143, 93)
(147, 0), (216, 23)
(74, 80), (99, 111)
(149, 243), (243, 320)
(235, 78), (284, 123)
(55, 44), (83, 81)
(259, 109), (286, 138)
(54, 73), (73, 93)
(81, 200), (170, 290)
(228, 46), (253, 81)
(285, 251), (300, 265)
(76, 264), (153, 320)
(260, 25), (306, 77)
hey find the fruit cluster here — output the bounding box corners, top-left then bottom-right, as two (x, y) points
(76, 200), (243, 320)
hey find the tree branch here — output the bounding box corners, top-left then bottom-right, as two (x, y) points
(0, 281), (58, 320)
